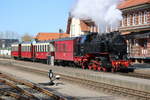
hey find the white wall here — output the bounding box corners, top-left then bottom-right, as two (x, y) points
(0, 49), (11, 56)
(70, 18), (84, 37)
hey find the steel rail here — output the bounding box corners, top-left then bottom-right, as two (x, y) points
(116, 72), (150, 80)
(0, 73), (65, 100)
(60, 74), (150, 100)
(0, 90), (29, 100)
(1, 58), (150, 80)
(4, 65), (150, 100)
(0, 79), (39, 100)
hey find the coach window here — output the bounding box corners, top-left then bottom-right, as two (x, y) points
(36, 46), (37, 52)
(23, 46), (24, 51)
(46, 45), (48, 52)
(41, 45), (43, 52)
(37, 45), (39, 52)
(36, 45), (38, 52)
(36, 45), (37, 52)
(27, 46), (29, 51)
(23, 46), (25, 51)
(25, 46), (26, 51)
(47, 45), (49, 52)
(40, 45), (42, 52)
(22, 46), (24, 51)
(42, 45), (45, 52)
(35, 46), (37, 52)
(42, 45), (44, 52)
(44, 45), (45, 52)
(43, 45), (44, 52)
(43, 45), (45, 52)
(38, 45), (40, 52)
(37, 45), (38, 52)
(24, 46), (25, 51)
(29, 46), (30, 51)
(26, 46), (27, 51)
(41, 45), (42, 52)
(45, 45), (47, 52)
(22, 46), (23, 51)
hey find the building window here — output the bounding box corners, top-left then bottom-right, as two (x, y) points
(133, 13), (137, 25)
(144, 11), (148, 24)
(139, 12), (143, 24)
(127, 14), (131, 26)
(123, 15), (127, 26)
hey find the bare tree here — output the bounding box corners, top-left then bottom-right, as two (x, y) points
(21, 33), (33, 42)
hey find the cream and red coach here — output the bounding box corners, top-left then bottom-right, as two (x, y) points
(11, 43), (21, 59)
(21, 42), (34, 59)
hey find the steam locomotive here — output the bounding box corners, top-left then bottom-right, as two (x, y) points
(11, 31), (134, 72)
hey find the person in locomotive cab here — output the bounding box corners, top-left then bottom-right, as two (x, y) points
(48, 69), (54, 85)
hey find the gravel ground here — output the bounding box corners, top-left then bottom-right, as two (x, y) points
(7, 59), (150, 88)
(0, 64), (130, 100)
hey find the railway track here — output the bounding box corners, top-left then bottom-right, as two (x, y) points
(2, 63), (150, 100)
(1, 58), (150, 80)
(0, 72), (65, 100)
(117, 72), (150, 80)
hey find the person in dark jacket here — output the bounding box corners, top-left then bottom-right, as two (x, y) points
(48, 69), (54, 85)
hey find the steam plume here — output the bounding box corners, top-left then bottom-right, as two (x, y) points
(71, 0), (123, 33)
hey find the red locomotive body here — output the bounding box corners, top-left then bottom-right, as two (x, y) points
(54, 38), (76, 61)
(11, 43), (21, 59)
(21, 43), (34, 59)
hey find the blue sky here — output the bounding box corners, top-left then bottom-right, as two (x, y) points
(0, 0), (74, 36)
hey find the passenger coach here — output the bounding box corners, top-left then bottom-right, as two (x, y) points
(21, 42), (33, 59)
(33, 41), (55, 60)
(11, 43), (21, 59)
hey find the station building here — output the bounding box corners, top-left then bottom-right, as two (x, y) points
(118, 0), (150, 63)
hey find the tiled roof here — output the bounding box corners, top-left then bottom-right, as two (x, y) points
(80, 20), (91, 32)
(35, 33), (69, 41)
(80, 20), (96, 32)
(118, 0), (150, 9)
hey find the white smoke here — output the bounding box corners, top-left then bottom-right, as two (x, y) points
(71, 0), (123, 33)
